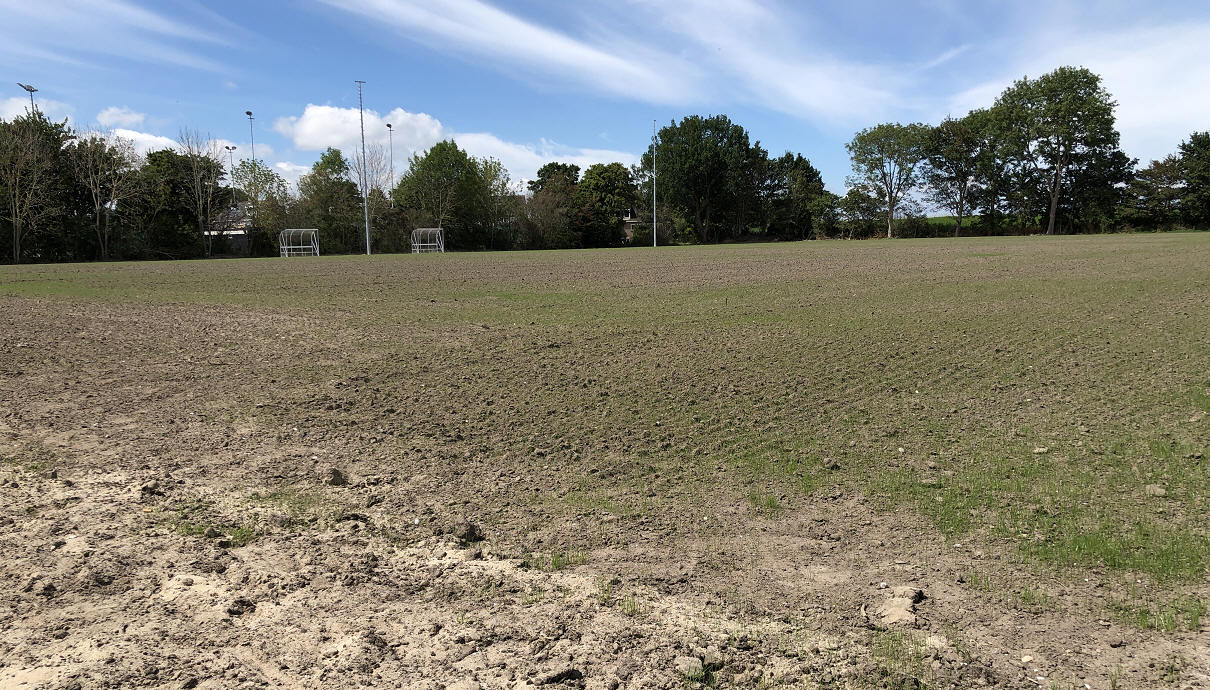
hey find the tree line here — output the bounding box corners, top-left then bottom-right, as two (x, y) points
(2, 64), (1208, 263)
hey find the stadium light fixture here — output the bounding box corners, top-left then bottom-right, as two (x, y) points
(17, 83), (37, 112)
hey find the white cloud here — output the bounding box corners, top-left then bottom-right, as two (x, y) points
(97, 106), (145, 128)
(112, 128), (177, 155)
(275, 104), (445, 156)
(0, 96), (74, 123)
(275, 103), (635, 183)
(274, 162), (311, 188)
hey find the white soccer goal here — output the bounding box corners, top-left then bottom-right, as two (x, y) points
(411, 227), (445, 253)
(279, 228), (320, 257)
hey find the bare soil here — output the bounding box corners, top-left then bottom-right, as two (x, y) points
(1, 235), (1208, 689)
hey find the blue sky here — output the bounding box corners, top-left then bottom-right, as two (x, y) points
(4, 0), (1209, 192)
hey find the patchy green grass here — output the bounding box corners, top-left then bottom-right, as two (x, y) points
(746, 489), (782, 515)
(870, 630), (936, 689)
(520, 550), (589, 572)
(246, 487), (350, 528)
(5, 234), (1210, 595)
(1111, 596), (1205, 633)
(167, 499), (258, 546)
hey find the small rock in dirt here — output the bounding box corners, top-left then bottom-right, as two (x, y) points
(1145, 484), (1167, 497)
(822, 457), (840, 470)
(1020, 655), (1033, 664)
(1032, 447), (1049, 454)
(203, 526), (220, 538)
(868, 587), (925, 629)
(320, 468), (347, 486)
(226, 598), (256, 616)
(674, 655), (705, 679)
(140, 480), (162, 495)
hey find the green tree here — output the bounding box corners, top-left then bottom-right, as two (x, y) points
(129, 149), (204, 258)
(764, 152), (827, 240)
(845, 122), (928, 238)
(839, 185), (882, 240)
(994, 66), (1122, 235)
(641, 115), (755, 243)
(1179, 131), (1210, 227)
(922, 116), (980, 237)
(393, 140), (476, 233)
(1123, 156), (1183, 229)
(571, 162), (635, 248)
(233, 159), (292, 254)
(67, 132), (141, 260)
(297, 148), (361, 253)
(528, 162), (579, 193)
(522, 170), (578, 249)
(0, 110), (72, 262)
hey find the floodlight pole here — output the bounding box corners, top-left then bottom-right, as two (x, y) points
(17, 83), (37, 112)
(224, 145), (237, 203)
(652, 119), (657, 248)
(245, 111), (255, 163)
(386, 122), (394, 188)
(356, 80), (371, 255)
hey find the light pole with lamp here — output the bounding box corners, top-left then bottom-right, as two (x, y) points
(224, 144), (238, 206)
(386, 122), (394, 206)
(17, 83), (37, 112)
(244, 111), (256, 163)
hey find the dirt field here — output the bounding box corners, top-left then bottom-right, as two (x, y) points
(1, 234), (1208, 689)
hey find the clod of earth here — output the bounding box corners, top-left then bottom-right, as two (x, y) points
(226, 598), (256, 616)
(450, 519), (485, 545)
(1145, 484), (1167, 497)
(868, 586), (925, 629)
(321, 468), (347, 486)
(673, 655), (705, 679)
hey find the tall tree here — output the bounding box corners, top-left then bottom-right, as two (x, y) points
(763, 152), (827, 240)
(0, 111), (70, 263)
(994, 66), (1121, 235)
(393, 140), (475, 230)
(69, 132), (141, 260)
(528, 162), (579, 194)
(642, 115), (755, 243)
(922, 116), (980, 236)
(845, 122), (928, 238)
(297, 148), (361, 253)
(1123, 156), (1183, 229)
(1179, 131), (1210, 227)
(177, 129), (223, 256)
(571, 162), (636, 247)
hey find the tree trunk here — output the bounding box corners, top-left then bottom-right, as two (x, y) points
(12, 220), (21, 264)
(1046, 160), (1063, 236)
(95, 207), (106, 261)
(955, 191), (964, 238)
(886, 202), (894, 239)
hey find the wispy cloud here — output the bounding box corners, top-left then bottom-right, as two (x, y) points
(316, 0), (703, 104)
(0, 0), (235, 72)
